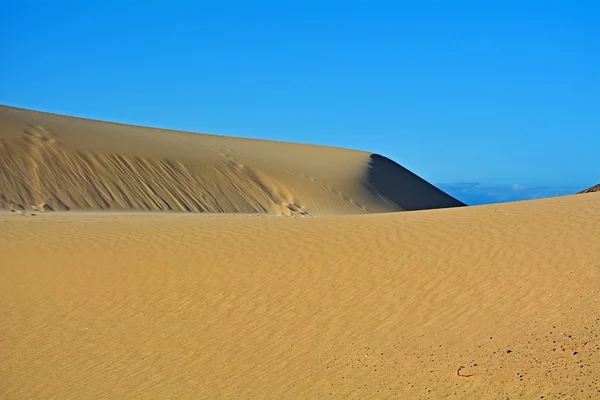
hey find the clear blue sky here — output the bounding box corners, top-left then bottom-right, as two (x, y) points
(1, 1), (598, 204)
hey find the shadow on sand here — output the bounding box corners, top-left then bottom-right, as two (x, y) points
(365, 154), (466, 211)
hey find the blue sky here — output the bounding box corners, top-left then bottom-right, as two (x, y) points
(1, 1), (598, 205)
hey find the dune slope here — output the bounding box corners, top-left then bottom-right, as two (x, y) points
(2, 193), (600, 399)
(0, 106), (463, 215)
(580, 184), (600, 193)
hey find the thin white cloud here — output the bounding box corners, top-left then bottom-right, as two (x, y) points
(439, 183), (581, 206)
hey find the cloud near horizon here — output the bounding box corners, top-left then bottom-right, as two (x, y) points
(438, 183), (583, 206)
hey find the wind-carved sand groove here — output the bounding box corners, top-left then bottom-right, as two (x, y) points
(0, 106), (464, 215)
(0, 138), (304, 214)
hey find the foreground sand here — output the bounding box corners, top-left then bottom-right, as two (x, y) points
(0, 106), (463, 215)
(2, 193), (599, 399)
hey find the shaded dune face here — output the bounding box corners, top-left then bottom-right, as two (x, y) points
(0, 106), (463, 215)
(365, 154), (465, 211)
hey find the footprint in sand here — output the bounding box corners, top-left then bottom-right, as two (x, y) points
(285, 203), (308, 216)
(32, 203), (55, 212)
(22, 124), (58, 144)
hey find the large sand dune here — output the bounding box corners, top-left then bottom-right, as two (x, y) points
(0, 106), (463, 215)
(1, 194), (599, 398)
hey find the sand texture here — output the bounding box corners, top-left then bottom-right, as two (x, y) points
(0, 106), (463, 215)
(2, 193), (600, 399)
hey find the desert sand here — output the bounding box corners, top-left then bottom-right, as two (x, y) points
(2, 107), (600, 399)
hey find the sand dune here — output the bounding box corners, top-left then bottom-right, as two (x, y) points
(0, 106), (463, 215)
(2, 193), (600, 398)
(580, 184), (600, 193)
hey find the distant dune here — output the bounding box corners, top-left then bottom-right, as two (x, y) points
(580, 184), (600, 193)
(0, 106), (463, 215)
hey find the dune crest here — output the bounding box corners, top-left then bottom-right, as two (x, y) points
(0, 106), (463, 215)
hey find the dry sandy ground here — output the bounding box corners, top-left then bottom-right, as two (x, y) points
(2, 193), (600, 399)
(0, 106), (463, 215)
